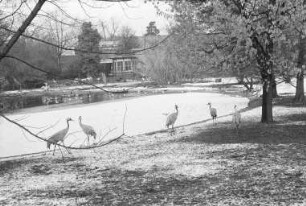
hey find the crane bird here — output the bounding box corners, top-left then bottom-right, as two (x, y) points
(47, 117), (73, 156)
(165, 104), (179, 133)
(78, 116), (96, 145)
(207, 102), (217, 124)
(232, 105), (241, 133)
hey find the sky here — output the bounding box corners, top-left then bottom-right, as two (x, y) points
(40, 0), (173, 36)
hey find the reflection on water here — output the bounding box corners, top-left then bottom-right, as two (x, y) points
(0, 91), (130, 112)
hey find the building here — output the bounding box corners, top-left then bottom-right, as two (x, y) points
(60, 34), (166, 81)
(99, 34), (166, 81)
(99, 38), (145, 81)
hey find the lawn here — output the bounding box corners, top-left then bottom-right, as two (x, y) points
(1, 96), (306, 205)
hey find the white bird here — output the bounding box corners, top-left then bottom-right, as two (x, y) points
(165, 104), (179, 132)
(79, 116), (96, 145)
(47, 117), (73, 156)
(207, 102), (217, 124)
(232, 105), (241, 133)
(42, 82), (51, 92)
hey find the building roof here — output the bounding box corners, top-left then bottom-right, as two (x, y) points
(110, 55), (137, 60)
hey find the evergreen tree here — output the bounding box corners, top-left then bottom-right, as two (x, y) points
(76, 22), (102, 77)
(145, 21), (160, 36)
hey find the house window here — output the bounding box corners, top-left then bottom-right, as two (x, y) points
(125, 61), (132, 71)
(132, 60), (137, 69)
(116, 61), (123, 72)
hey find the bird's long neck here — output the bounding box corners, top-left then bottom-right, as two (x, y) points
(66, 120), (70, 129)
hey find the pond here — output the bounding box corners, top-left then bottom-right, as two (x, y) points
(0, 92), (249, 158)
(0, 90), (132, 113)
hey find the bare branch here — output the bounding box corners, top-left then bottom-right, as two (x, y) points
(0, 113), (126, 150)
(122, 104), (127, 134)
(1, 27), (172, 55)
(77, 0), (94, 18)
(12, 114), (29, 122)
(97, 127), (117, 144)
(45, 1), (84, 25)
(0, 0), (26, 21)
(36, 119), (61, 136)
(21, 129), (37, 143)
(0, 0), (47, 62)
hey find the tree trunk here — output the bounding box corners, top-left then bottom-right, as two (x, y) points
(294, 69), (305, 103)
(294, 36), (306, 103)
(261, 78), (273, 123)
(250, 77), (254, 90)
(272, 73), (278, 98)
(251, 33), (274, 123)
(57, 54), (62, 73)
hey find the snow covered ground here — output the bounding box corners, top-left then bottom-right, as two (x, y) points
(1, 76), (301, 158)
(0, 92), (248, 158)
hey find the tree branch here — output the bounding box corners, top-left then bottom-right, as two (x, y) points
(0, 0), (47, 62)
(0, 113), (126, 150)
(2, 27), (173, 55)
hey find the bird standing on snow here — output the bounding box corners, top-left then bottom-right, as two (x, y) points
(79, 116), (96, 145)
(47, 117), (73, 156)
(207, 102), (217, 124)
(165, 104), (179, 132)
(232, 105), (241, 133)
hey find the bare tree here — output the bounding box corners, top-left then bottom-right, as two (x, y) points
(46, 12), (77, 72)
(108, 17), (120, 40)
(117, 25), (139, 53)
(100, 17), (120, 40)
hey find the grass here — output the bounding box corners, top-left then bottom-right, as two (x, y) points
(1, 96), (306, 205)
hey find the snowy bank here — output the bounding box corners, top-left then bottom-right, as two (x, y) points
(0, 92), (248, 157)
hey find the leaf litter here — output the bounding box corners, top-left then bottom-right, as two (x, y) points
(1, 97), (306, 205)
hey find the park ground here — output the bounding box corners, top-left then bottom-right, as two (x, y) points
(1, 80), (306, 205)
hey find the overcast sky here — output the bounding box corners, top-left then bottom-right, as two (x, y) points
(39, 0), (173, 36)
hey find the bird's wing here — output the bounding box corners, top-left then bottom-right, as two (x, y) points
(166, 113), (174, 124)
(83, 124), (95, 132)
(167, 113), (178, 124)
(48, 128), (68, 141)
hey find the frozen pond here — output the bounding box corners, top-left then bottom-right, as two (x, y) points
(0, 92), (248, 158)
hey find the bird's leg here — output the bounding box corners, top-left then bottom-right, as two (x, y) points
(87, 135), (90, 146)
(81, 138), (87, 146)
(235, 125), (239, 137)
(58, 146), (64, 158)
(53, 145), (56, 156)
(63, 143), (72, 155)
(67, 148), (72, 155)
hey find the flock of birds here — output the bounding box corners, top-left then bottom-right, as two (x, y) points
(46, 116), (96, 156)
(46, 102), (242, 156)
(165, 102), (242, 133)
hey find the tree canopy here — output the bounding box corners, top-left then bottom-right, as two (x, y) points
(169, 0), (306, 123)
